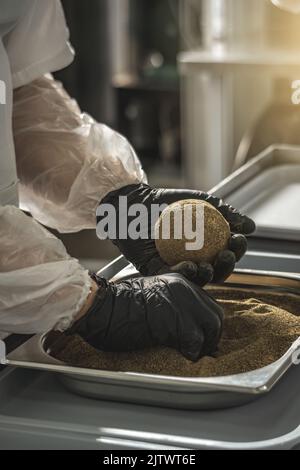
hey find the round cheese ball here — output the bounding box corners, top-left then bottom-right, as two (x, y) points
(155, 199), (230, 266)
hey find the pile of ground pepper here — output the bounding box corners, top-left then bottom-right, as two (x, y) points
(51, 288), (300, 377)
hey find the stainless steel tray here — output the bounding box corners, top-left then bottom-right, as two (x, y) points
(3, 257), (300, 410)
(211, 145), (300, 241)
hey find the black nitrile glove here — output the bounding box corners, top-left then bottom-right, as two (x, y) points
(97, 184), (256, 286)
(69, 273), (224, 361)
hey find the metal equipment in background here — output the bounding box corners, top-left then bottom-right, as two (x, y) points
(212, 145), (300, 242)
(109, 0), (182, 185)
(180, 0), (300, 191)
(55, 0), (115, 126)
(56, 0), (182, 186)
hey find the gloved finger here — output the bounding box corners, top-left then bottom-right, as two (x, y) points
(142, 253), (167, 276)
(169, 261), (199, 279)
(178, 281), (224, 361)
(194, 262), (214, 287)
(180, 330), (205, 362)
(218, 205), (256, 235)
(180, 307), (223, 361)
(229, 234), (248, 262)
(190, 284), (224, 354)
(161, 260), (213, 287)
(213, 250), (236, 283)
(144, 252), (202, 278)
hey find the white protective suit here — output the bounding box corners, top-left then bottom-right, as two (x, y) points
(0, 0), (146, 336)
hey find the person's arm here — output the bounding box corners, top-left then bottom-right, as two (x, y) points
(0, 205), (223, 361)
(13, 74), (147, 233)
(0, 205), (93, 335)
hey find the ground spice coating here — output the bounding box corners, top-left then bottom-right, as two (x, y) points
(52, 288), (300, 377)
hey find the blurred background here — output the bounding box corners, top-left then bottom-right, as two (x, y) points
(56, 0), (182, 189)
(54, 0), (300, 270)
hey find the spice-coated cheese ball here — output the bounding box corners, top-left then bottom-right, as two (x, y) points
(155, 199), (230, 266)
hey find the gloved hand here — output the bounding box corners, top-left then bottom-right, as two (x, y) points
(97, 184), (256, 286)
(69, 273), (224, 362)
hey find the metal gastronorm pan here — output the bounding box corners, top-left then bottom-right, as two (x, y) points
(3, 257), (300, 410)
(210, 145), (300, 241)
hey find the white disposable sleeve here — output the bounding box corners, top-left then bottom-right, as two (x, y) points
(4, 0), (74, 89)
(13, 75), (147, 233)
(0, 0), (73, 208)
(0, 205), (92, 335)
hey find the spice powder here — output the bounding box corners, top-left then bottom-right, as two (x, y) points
(52, 288), (300, 377)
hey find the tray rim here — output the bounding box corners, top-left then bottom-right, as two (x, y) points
(210, 144), (300, 241)
(4, 267), (300, 397)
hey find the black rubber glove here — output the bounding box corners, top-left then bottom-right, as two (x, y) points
(97, 184), (256, 285)
(69, 273), (224, 362)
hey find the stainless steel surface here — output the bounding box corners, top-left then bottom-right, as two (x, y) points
(238, 251), (300, 274)
(179, 2), (300, 193)
(211, 145), (300, 241)
(1, 365), (300, 449)
(6, 262), (300, 410)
